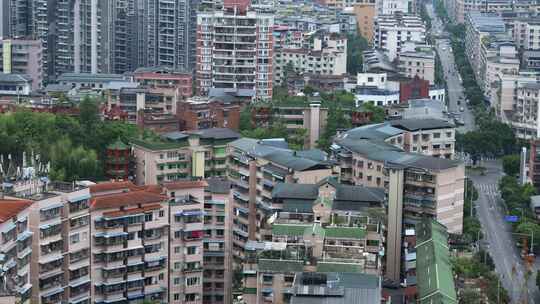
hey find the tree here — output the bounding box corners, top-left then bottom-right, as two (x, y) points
(318, 105), (351, 151)
(49, 137), (100, 181)
(346, 34), (369, 75)
(459, 289), (482, 304)
(239, 106), (253, 132)
(502, 154), (520, 176)
(362, 103), (385, 123)
(79, 96), (100, 128)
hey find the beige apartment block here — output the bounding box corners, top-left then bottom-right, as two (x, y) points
(132, 128), (240, 185)
(353, 3), (376, 44)
(227, 138), (334, 262)
(0, 198), (34, 303)
(203, 178), (233, 304)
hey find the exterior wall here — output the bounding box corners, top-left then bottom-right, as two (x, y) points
(373, 14), (425, 61)
(165, 186), (205, 304)
(90, 201), (169, 303)
(196, 8), (274, 101)
(403, 128), (455, 158)
(353, 4), (376, 44)
(512, 85), (540, 139)
(0, 39), (43, 90)
(0, 203), (32, 303)
(133, 145), (192, 185)
(398, 54), (435, 85)
(28, 186), (92, 304)
(434, 166), (465, 234)
(177, 101), (241, 131)
(134, 70), (193, 99)
(399, 77), (430, 103)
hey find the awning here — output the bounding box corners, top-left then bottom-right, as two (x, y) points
(176, 210), (205, 216)
(127, 293), (144, 300)
(2, 259), (16, 271)
(262, 287), (273, 294)
(68, 193), (91, 203)
(16, 283), (31, 294)
(236, 207), (249, 214)
(17, 217), (28, 223)
(40, 286), (64, 298)
(1, 222), (16, 233)
(40, 203), (63, 211)
(203, 239), (225, 243)
(71, 296), (90, 304)
(145, 256), (166, 263)
(68, 261), (90, 271)
(127, 276), (144, 282)
(39, 254), (63, 264)
(17, 231), (32, 242)
(94, 232), (128, 238)
(103, 296), (126, 303)
(69, 277), (90, 287)
(39, 219), (62, 230)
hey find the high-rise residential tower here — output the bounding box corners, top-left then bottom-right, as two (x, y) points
(196, 0), (274, 101)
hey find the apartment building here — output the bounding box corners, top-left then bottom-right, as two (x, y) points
(56, 73), (131, 90)
(203, 178), (233, 304)
(196, 0), (274, 100)
(0, 39), (43, 90)
(1, 179), (92, 304)
(374, 13), (426, 61)
(90, 187), (170, 303)
(478, 37), (520, 102)
(133, 67), (193, 100)
(353, 3), (376, 44)
(251, 101), (329, 149)
(273, 33), (347, 85)
(176, 96), (241, 131)
(0, 198), (33, 303)
(332, 123), (464, 282)
(513, 18), (540, 50)
(464, 12), (506, 80)
(523, 50), (540, 71)
(448, 0), (540, 24)
(377, 0), (414, 15)
(0, 74), (32, 97)
(227, 138), (334, 261)
(508, 83), (540, 139)
(105, 86), (179, 123)
(398, 46), (435, 85)
(132, 128), (240, 185)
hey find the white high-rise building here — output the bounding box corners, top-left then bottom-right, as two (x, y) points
(373, 13), (425, 61)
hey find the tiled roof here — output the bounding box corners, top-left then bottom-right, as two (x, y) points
(91, 191), (166, 210)
(163, 180), (208, 190)
(0, 200), (33, 223)
(89, 181), (142, 194)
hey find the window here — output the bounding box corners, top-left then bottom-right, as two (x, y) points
(174, 262), (181, 269)
(159, 210), (164, 217)
(187, 277), (200, 286)
(446, 132), (452, 138)
(367, 176), (372, 181)
(174, 294), (180, 301)
(70, 233), (80, 244)
(159, 273), (164, 280)
(187, 246), (197, 255)
(185, 294), (198, 302)
(174, 277), (181, 285)
(145, 213), (153, 222)
(175, 246), (181, 253)
(433, 133), (441, 138)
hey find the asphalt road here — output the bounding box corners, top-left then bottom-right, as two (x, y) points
(470, 160), (540, 303)
(425, 4), (476, 133)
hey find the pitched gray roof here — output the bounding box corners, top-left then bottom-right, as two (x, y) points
(0, 74), (31, 83)
(187, 128), (240, 140)
(230, 138), (331, 172)
(389, 119), (454, 131)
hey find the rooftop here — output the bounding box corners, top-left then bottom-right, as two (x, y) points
(230, 138), (331, 172)
(0, 74), (32, 83)
(90, 190), (166, 210)
(89, 181), (142, 195)
(467, 12), (505, 33)
(163, 180), (208, 190)
(416, 218), (457, 304)
(206, 178), (232, 194)
(57, 73), (126, 83)
(0, 199), (33, 223)
(389, 119), (454, 131)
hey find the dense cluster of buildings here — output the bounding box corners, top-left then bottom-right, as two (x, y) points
(0, 0), (469, 303)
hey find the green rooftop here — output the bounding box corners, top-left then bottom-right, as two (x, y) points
(316, 262), (364, 273)
(325, 227), (366, 239)
(272, 224), (310, 237)
(107, 139), (129, 150)
(130, 137), (188, 151)
(258, 259), (304, 273)
(416, 218), (457, 304)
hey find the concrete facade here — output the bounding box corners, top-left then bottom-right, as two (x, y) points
(373, 13), (426, 62)
(0, 39), (43, 90)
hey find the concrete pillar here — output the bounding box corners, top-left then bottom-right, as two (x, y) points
(386, 167), (404, 283)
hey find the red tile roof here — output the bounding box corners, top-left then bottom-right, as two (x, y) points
(91, 191), (167, 210)
(103, 204), (163, 218)
(89, 181), (143, 194)
(163, 180), (208, 190)
(0, 200), (33, 223)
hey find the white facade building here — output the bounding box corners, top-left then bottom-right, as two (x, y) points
(374, 14), (426, 61)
